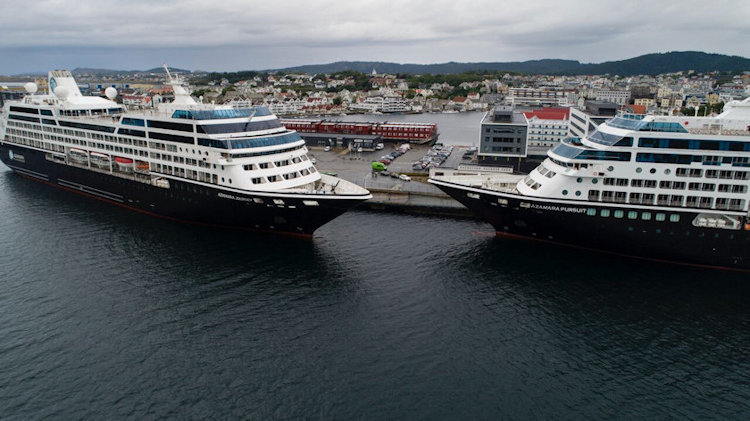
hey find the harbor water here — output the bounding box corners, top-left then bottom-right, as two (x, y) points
(2, 111), (750, 419)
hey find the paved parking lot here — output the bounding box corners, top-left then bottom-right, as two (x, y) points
(309, 143), (472, 194)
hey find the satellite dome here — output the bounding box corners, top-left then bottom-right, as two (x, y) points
(24, 82), (38, 94)
(53, 86), (70, 99)
(104, 87), (118, 100)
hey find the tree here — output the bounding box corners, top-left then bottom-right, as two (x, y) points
(333, 96), (342, 106)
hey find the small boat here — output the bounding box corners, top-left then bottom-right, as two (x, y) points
(68, 148), (88, 162)
(114, 156), (134, 171)
(90, 152), (111, 168)
(135, 161), (149, 172)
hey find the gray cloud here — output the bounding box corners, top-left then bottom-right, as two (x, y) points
(1, 0), (748, 73)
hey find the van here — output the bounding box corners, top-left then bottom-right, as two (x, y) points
(371, 161), (387, 171)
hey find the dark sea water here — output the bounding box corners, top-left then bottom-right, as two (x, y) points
(2, 167), (750, 420)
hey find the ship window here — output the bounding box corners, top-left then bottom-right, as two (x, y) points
(586, 208), (596, 216)
(148, 120), (194, 132)
(196, 119), (282, 135)
(122, 117), (145, 126)
(197, 138), (229, 149)
(40, 109), (53, 116)
(613, 210), (624, 218)
(9, 106), (40, 115)
(303, 200), (319, 206)
(600, 209), (610, 217)
(9, 114), (40, 123)
(150, 131), (194, 145)
(641, 212), (652, 220)
(669, 214), (680, 222)
(627, 211), (638, 219)
(655, 213), (666, 221)
(118, 128), (145, 137)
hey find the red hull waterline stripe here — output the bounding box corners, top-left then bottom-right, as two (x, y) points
(494, 230), (750, 274)
(15, 172), (314, 239)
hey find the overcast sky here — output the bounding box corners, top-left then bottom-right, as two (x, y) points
(1, 0), (748, 74)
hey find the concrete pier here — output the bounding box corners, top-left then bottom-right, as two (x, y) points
(311, 143), (476, 218)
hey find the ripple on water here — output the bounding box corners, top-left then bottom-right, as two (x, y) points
(1, 171), (750, 419)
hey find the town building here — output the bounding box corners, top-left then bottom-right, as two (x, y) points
(568, 100), (618, 138)
(478, 106), (528, 166)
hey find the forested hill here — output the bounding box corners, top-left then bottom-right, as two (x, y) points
(274, 52), (750, 76)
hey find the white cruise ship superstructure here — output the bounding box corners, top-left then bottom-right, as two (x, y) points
(0, 68), (371, 235)
(431, 98), (750, 270)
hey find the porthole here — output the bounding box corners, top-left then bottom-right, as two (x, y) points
(650, 168), (656, 174)
(576, 177), (583, 183)
(636, 167), (642, 173)
(592, 178), (598, 184)
(608, 166), (614, 172)
(562, 190), (568, 195)
(221, 177), (225, 182)
(575, 191), (581, 196)
(664, 169), (671, 175)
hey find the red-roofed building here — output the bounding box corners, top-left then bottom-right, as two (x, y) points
(626, 104), (647, 115)
(522, 107), (571, 152)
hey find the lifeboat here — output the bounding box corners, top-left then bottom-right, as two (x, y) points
(134, 161), (150, 173)
(90, 152), (111, 168)
(114, 156), (134, 172)
(68, 148), (88, 162)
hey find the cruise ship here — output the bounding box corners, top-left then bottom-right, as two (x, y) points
(0, 68), (371, 235)
(431, 98), (750, 270)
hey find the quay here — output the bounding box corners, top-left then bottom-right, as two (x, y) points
(310, 142), (486, 218)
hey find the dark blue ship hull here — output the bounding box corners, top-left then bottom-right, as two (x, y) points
(0, 144), (368, 236)
(433, 179), (750, 271)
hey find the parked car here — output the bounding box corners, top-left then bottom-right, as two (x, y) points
(379, 159), (391, 165)
(371, 161), (387, 171)
(399, 174), (411, 182)
(324, 146), (331, 152)
(390, 172), (400, 179)
(375, 143), (384, 150)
